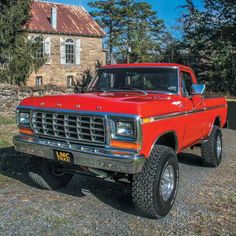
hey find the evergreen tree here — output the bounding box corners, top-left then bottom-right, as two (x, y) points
(89, 0), (166, 64)
(161, 34), (183, 63)
(117, 1), (165, 63)
(179, 0), (236, 95)
(88, 0), (122, 64)
(0, 0), (45, 85)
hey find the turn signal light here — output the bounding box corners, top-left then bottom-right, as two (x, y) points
(19, 127), (34, 135)
(141, 117), (154, 124)
(110, 139), (141, 150)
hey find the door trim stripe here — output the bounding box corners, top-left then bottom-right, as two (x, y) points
(141, 104), (227, 124)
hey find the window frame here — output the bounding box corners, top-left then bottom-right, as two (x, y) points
(88, 67), (180, 94)
(180, 71), (194, 97)
(35, 76), (43, 86)
(33, 36), (45, 59)
(67, 75), (74, 87)
(65, 38), (75, 65)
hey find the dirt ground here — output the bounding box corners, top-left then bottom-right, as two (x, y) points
(0, 115), (235, 236)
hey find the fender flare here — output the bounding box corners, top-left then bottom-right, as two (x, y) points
(208, 116), (221, 136)
(147, 130), (178, 158)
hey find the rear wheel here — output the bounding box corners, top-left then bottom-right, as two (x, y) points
(132, 145), (179, 219)
(28, 158), (74, 190)
(201, 126), (223, 167)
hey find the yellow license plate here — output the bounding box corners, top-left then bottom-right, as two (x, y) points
(54, 150), (73, 163)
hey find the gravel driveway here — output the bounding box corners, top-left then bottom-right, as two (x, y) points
(0, 129), (235, 236)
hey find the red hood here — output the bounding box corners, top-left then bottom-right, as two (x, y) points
(20, 92), (182, 117)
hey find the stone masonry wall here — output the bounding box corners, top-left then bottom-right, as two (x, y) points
(27, 33), (105, 87)
(0, 84), (74, 116)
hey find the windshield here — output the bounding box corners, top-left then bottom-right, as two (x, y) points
(88, 67), (179, 94)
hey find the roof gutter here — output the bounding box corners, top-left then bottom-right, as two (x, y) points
(24, 29), (105, 38)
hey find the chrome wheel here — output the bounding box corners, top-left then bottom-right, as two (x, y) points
(160, 164), (175, 201)
(216, 135), (222, 159)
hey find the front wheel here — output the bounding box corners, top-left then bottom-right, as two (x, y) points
(132, 145), (179, 219)
(201, 126), (223, 167)
(28, 158), (74, 190)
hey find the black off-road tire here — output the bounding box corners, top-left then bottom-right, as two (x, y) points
(28, 158), (74, 190)
(132, 145), (179, 219)
(201, 126), (223, 167)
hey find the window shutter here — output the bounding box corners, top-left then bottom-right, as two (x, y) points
(75, 39), (81, 65)
(60, 38), (66, 65)
(45, 37), (51, 64)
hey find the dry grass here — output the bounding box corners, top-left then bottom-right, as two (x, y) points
(0, 114), (17, 148)
(227, 99), (236, 102)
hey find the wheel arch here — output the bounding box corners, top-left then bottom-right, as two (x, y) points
(214, 116), (221, 127)
(151, 131), (178, 154)
(207, 116), (222, 137)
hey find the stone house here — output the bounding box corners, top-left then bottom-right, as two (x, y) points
(25, 1), (106, 87)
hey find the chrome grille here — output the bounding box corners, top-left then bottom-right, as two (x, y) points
(32, 111), (106, 145)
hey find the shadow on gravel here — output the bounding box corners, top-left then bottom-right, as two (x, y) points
(178, 152), (203, 167)
(0, 146), (38, 188)
(61, 175), (138, 216)
(0, 146), (138, 216)
(0, 146), (204, 217)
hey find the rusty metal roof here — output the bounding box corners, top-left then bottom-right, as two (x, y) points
(25, 1), (105, 37)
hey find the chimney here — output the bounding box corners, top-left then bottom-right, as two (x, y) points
(51, 6), (57, 30)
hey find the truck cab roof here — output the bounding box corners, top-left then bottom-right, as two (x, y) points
(100, 63), (193, 71)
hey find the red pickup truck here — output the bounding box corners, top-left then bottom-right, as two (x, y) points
(13, 63), (227, 218)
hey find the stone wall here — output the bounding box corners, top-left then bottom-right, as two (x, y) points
(27, 33), (105, 87)
(0, 84), (74, 115)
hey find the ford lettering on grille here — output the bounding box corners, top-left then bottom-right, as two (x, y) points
(32, 112), (106, 145)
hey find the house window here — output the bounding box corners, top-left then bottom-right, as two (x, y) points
(67, 75), (74, 87)
(36, 76), (43, 86)
(65, 38), (75, 64)
(33, 36), (44, 59)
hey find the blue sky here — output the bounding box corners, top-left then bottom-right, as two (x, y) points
(48, 0), (204, 36)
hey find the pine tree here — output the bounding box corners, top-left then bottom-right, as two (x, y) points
(89, 0), (166, 64)
(116, 1), (165, 63)
(88, 0), (122, 64)
(0, 0), (45, 85)
(179, 0), (236, 95)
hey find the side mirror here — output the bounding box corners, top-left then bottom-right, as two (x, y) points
(191, 84), (206, 95)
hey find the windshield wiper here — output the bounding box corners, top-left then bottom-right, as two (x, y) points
(87, 87), (107, 93)
(114, 87), (148, 95)
(87, 86), (148, 95)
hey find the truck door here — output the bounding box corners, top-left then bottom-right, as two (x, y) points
(180, 70), (206, 147)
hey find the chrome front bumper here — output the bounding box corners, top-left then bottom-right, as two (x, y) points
(13, 135), (145, 174)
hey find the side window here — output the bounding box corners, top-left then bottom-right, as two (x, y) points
(181, 72), (193, 97)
